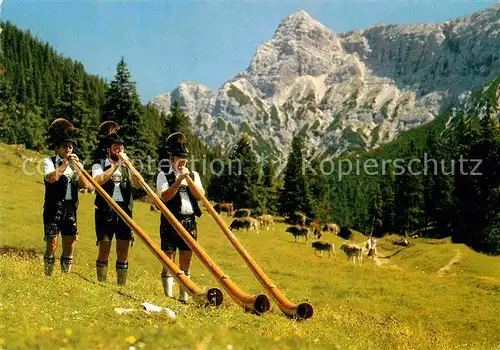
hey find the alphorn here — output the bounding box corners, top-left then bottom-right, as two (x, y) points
(71, 160), (223, 307)
(185, 175), (314, 320)
(119, 154), (270, 314)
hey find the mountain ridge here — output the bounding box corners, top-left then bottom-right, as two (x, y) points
(150, 4), (500, 156)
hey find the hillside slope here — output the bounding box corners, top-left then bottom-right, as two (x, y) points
(1, 143), (499, 349)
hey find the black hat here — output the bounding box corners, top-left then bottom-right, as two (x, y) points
(99, 121), (124, 147)
(47, 118), (76, 149)
(166, 132), (190, 158)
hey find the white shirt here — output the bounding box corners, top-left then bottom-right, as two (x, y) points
(43, 155), (75, 200)
(156, 169), (205, 215)
(92, 158), (128, 202)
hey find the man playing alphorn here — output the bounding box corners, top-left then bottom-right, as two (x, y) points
(156, 132), (205, 303)
(42, 118), (89, 276)
(92, 121), (141, 285)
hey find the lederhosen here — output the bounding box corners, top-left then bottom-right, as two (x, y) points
(94, 160), (134, 244)
(43, 156), (79, 238)
(159, 171), (202, 252)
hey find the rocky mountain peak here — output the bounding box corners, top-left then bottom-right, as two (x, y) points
(247, 11), (342, 97)
(151, 5), (500, 157)
(273, 10), (330, 40)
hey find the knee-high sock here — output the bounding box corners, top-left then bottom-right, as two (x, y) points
(161, 271), (174, 298)
(60, 255), (73, 273)
(179, 270), (190, 302)
(96, 260), (108, 282)
(44, 255), (55, 277)
(116, 261), (128, 286)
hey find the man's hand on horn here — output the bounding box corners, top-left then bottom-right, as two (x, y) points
(115, 151), (127, 166)
(66, 153), (80, 164)
(177, 166), (189, 180)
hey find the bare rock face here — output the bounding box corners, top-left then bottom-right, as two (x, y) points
(150, 4), (500, 156)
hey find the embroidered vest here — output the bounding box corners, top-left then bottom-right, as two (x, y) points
(160, 170), (202, 226)
(94, 160), (134, 211)
(44, 156), (78, 208)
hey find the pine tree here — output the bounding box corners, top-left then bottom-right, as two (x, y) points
(394, 141), (424, 235)
(52, 70), (97, 161)
(451, 113), (478, 244)
(367, 184), (384, 237)
(260, 156), (279, 214)
(15, 105), (46, 150)
(307, 152), (329, 221)
(431, 138), (455, 236)
(380, 162), (396, 234)
(206, 152), (231, 203)
(0, 72), (16, 143)
(102, 57), (153, 162)
(228, 134), (261, 210)
(279, 135), (313, 216)
(472, 111), (500, 252)
(422, 130), (438, 231)
(168, 100), (189, 134)
(157, 100), (190, 162)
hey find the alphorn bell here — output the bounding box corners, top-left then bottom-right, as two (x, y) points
(70, 160), (223, 307)
(119, 153), (271, 315)
(185, 175), (314, 320)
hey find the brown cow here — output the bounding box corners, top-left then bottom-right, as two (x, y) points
(214, 202), (234, 216)
(340, 243), (366, 264)
(230, 218), (259, 233)
(323, 223), (340, 235)
(285, 212), (307, 226)
(256, 214), (274, 231)
(286, 225), (310, 243)
(312, 241), (335, 258)
(308, 221), (323, 239)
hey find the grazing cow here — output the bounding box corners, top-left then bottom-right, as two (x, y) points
(312, 241), (335, 258)
(230, 218), (259, 233)
(286, 226), (310, 243)
(256, 214), (274, 231)
(340, 243), (365, 264)
(234, 208), (251, 218)
(214, 202), (234, 216)
(323, 223), (340, 235)
(308, 221), (323, 239)
(286, 212), (307, 226)
(230, 219), (244, 231)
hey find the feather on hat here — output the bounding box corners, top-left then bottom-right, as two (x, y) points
(99, 120), (124, 146)
(46, 118), (76, 148)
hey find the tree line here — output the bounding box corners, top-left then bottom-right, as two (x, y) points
(208, 77), (499, 255)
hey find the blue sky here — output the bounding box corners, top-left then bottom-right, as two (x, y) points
(2, 0), (496, 103)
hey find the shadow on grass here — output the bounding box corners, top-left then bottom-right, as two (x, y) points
(72, 271), (144, 303)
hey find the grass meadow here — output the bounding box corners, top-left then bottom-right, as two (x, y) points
(1, 143), (499, 349)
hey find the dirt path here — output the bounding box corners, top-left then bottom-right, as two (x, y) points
(438, 249), (462, 276)
(373, 255), (403, 270)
